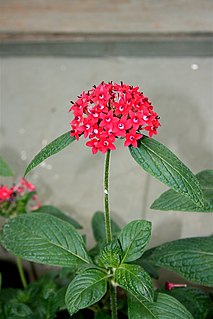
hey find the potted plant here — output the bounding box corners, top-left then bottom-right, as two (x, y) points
(0, 81), (212, 318)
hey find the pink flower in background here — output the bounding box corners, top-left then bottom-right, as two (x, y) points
(165, 282), (187, 291)
(0, 186), (12, 202)
(69, 81), (160, 154)
(14, 177), (36, 195)
(0, 178), (40, 215)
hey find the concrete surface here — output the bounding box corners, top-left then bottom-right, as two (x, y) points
(0, 0), (212, 35)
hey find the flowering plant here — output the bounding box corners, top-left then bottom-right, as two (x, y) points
(69, 81), (160, 153)
(0, 82), (212, 319)
(0, 176), (40, 219)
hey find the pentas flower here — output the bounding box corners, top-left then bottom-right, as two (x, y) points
(69, 81), (160, 154)
(13, 177), (36, 195)
(0, 186), (13, 202)
(0, 178), (40, 217)
(165, 282), (187, 291)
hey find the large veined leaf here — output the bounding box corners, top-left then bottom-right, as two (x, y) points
(151, 292), (194, 319)
(65, 268), (108, 316)
(151, 170), (213, 212)
(0, 156), (13, 176)
(24, 132), (75, 176)
(118, 220), (151, 263)
(162, 287), (213, 319)
(129, 136), (204, 208)
(128, 292), (194, 319)
(128, 295), (157, 319)
(145, 236), (213, 286)
(34, 205), (82, 229)
(0, 213), (91, 267)
(134, 257), (159, 279)
(115, 264), (154, 303)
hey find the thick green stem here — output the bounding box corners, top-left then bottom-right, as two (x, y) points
(104, 150), (118, 318)
(16, 256), (27, 289)
(104, 149), (112, 243)
(110, 284), (117, 319)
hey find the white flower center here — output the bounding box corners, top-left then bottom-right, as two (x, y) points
(118, 123), (124, 129)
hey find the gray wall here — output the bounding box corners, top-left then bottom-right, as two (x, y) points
(1, 55), (212, 248)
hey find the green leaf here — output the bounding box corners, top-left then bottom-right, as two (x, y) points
(0, 288), (21, 305)
(196, 169), (213, 189)
(118, 220), (151, 263)
(1, 213), (91, 267)
(129, 136), (204, 208)
(134, 258), (159, 279)
(128, 291), (194, 319)
(3, 302), (33, 318)
(0, 156), (13, 176)
(151, 169), (213, 212)
(128, 295), (157, 319)
(92, 211), (121, 243)
(151, 189), (212, 212)
(115, 264), (154, 303)
(145, 236), (213, 286)
(24, 132), (75, 176)
(65, 268), (108, 316)
(34, 205), (82, 229)
(162, 287), (213, 319)
(151, 292), (194, 319)
(95, 240), (122, 268)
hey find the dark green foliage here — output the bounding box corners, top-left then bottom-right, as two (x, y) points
(151, 170), (213, 212)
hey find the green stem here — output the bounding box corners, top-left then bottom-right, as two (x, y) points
(104, 149), (112, 243)
(104, 150), (118, 318)
(16, 256), (27, 289)
(110, 284), (117, 319)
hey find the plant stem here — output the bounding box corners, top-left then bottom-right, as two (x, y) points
(104, 149), (112, 243)
(16, 256), (27, 289)
(104, 150), (118, 318)
(110, 284), (117, 319)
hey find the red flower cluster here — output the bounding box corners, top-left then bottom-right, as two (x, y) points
(0, 185), (13, 202)
(0, 178), (40, 216)
(69, 81), (160, 154)
(0, 177), (36, 202)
